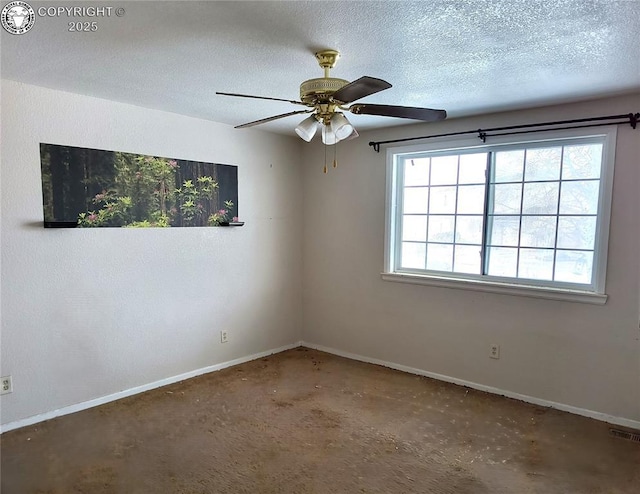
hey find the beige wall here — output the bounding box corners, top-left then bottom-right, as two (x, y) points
(2, 81), (638, 430)
(302, 93), (640, 425)
(0, 80), (304, 426)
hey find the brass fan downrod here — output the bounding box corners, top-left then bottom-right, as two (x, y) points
(299, 49), (349, 120)
(315, 49), (340, 76)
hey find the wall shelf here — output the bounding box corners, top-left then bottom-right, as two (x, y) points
(44, 222), (78, 228)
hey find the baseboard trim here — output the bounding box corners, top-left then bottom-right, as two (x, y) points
(301, 341), (640, 431)
(4, 340), (638, 433)
(0, 341), (303, 434)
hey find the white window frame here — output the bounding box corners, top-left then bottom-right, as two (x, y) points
(383, 126), (617, 305)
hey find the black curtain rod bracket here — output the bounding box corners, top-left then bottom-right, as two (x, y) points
(369, 112), (640, 152)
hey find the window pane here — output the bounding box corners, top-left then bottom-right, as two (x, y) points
(563, 144), (602, 180)
(488, 216), (520, 246)
(426, 243), (453, 272)
(520, 216), (557, 248)
(494, 150), (524, 183)
(518, 248), (554, 280)
(559, 180), (599, 215)
(458, 153), (487, 184)
(455, 215), (483, 244)
(403, 187), (429, 214)
(430, 155), (458, 185)
(428, 215), (455, 242)
(404, 158), (430, 186)
(429, 186), (457, 214)
(401, 242), (425, 269)
(457, 185), (485, 214)
(554, 250), (593, 284)
(522, 182), (559, 215)
(392, 136), (607, 290)
(402, 215), (427, 241)
(487, 247), (518, 277)
(557, 216), (596, 250)
(492, 183), (522, 214)
(454, 245), (481, 274)
(525, 147), (562, 181)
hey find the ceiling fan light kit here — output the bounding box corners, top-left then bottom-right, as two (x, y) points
(330, 113), (354, 140)
(217, 49), (447, 145)
(294, 115), (319, 142)
(321, 123), (340, 145)
(343, 127), (359, 141)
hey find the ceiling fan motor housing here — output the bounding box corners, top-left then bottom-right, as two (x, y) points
(299, 77), (349, 104)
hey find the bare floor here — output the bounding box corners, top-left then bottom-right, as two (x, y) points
(1, 348), (639, 493)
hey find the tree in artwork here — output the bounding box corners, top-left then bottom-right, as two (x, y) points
(40, 144), (238, 228)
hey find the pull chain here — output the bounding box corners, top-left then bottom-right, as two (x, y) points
(333, 142), (338, 168)
(323, 141), (327, 173)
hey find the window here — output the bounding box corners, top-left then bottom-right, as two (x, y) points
(384, 128), (616, 303)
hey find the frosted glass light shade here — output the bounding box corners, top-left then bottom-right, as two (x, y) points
(343, 127), (359, 141)
(295, 116), (318, 142)
(330, 113), (354, 140)
(321, 124), (339, 145)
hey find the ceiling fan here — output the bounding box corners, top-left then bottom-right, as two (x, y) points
(217, 49), (447, 145)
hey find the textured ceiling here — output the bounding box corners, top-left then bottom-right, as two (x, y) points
(2, 0), (639, 136)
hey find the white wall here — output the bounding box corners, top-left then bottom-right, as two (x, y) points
(302, 93), (640, 425)
(0, 80), (303, 427)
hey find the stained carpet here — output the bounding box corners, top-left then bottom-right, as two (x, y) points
(1, 348), (639, 493)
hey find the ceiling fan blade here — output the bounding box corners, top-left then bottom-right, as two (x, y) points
(217, 92), (307, 107)
(234, 110), (312, 129)
(349, 104), (447, 122)
(332, 77), (392, 104)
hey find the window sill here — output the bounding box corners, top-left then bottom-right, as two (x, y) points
(381, 272), (607, 305)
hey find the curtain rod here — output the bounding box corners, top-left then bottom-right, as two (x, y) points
(368, 112), (639, 152)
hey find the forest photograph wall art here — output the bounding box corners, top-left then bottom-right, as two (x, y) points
(40, 143), (239, 228)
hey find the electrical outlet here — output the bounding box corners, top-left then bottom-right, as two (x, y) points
(220, 330), (229, 343)
(1, 376), (13, 395)
(489, 344), (500, 359)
